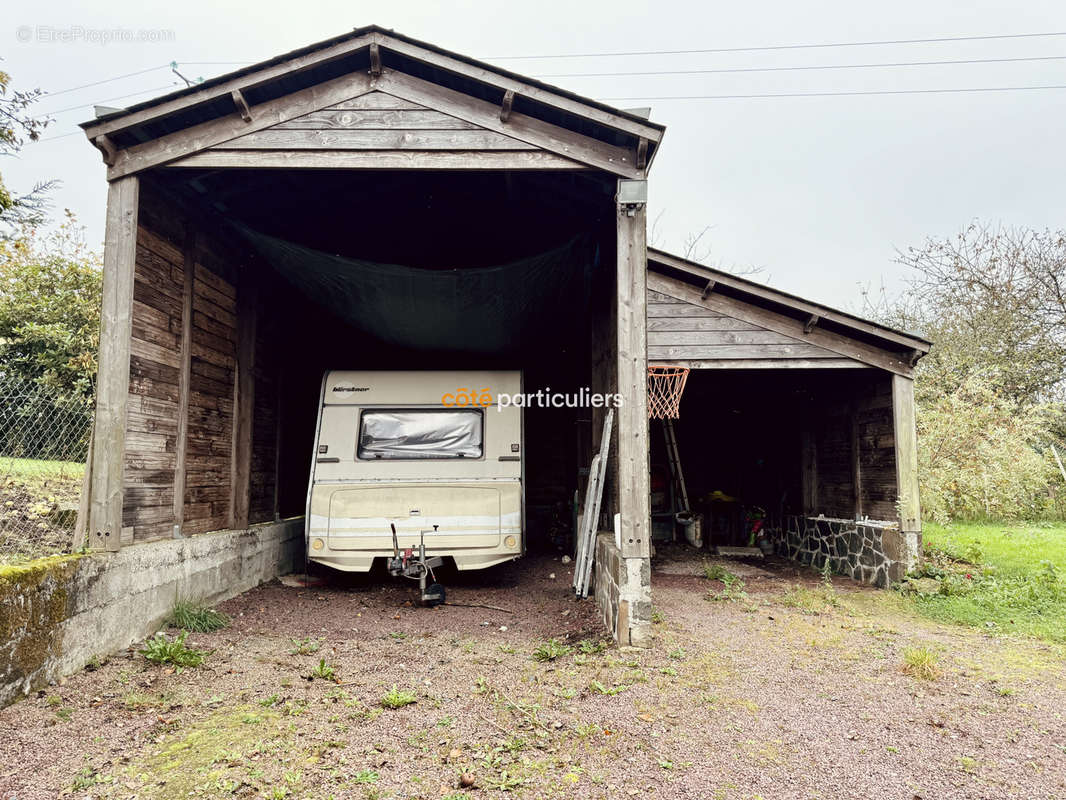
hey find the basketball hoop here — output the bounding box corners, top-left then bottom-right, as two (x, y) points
(647, 365), (689, 419)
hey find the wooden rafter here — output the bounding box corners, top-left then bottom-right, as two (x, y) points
(105, 71), (376, 180)
(377, 70), (642, 178)
(499, 89), (515, 123)
(230, 89), (252, 122)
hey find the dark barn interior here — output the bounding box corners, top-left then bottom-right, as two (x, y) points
(129, 168), (620, 551)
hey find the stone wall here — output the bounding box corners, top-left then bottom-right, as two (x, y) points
(593, 531), (652, 647)
(0, 519), (302, 707)
(771, 515), (919, 587)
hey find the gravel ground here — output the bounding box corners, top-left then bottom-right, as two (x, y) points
(0, 551), (1064, 800)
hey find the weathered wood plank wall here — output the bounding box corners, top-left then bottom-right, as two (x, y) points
(647, 289), (847, 364)
(121, 183), (282, 542)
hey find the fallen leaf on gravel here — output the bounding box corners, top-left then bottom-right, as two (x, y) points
(448, 748), (463, 760)
(638, 714), (654, 722)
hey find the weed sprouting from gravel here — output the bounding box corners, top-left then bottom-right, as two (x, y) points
(140, 631), (206, 668)
(578, 639), (608, 655)
(170, 601), (229, 632)
(353, 769), (379, 784)
(309, 659), (337, 681)
(381, 685), (417, 709)
(532, 638), (571, 662)
(289, 637), (322, 655)
(901, 646), (942, 680)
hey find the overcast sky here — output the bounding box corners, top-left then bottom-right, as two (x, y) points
(5, 0), (1066, 311)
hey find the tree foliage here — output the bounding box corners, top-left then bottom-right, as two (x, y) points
(879, 223), (1066, 523)
(0, 214), (102, 401)
(0, 66), (54, 236)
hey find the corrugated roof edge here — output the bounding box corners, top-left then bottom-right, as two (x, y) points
(79, 24), (666, 135)
(648, 247), (932, 353)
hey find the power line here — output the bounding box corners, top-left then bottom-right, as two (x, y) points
(540, 53), (1066, 79)
(486, 30), (1066, 60)
(43, 64), (170, 98)
(37, 84), (180, 117)
(600, 83), (1066, 101)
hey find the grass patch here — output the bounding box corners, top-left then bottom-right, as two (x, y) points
(901, 645), (941, 680)
(140, 631), (206, 668)
(381, 685), (417, 709)
(532, 638), (571, 662)
(909, 523), (1066, 642)
(170, 601), (229, 632)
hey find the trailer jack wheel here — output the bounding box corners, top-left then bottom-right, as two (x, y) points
(423, 583), (446, 607)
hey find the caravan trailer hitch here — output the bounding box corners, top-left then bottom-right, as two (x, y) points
(387, 523), (446, 607)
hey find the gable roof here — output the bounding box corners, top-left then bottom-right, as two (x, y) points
(648, 248), (931, 374)
(80, 25), (665, 180)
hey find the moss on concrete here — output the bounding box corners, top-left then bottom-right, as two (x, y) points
(0, 553), (83, 706)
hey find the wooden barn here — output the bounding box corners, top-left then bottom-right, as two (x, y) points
(77, 26), (929, 646)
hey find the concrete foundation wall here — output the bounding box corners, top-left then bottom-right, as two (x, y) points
(593, 531), (652, 647)
(771, 514), (919, 587)
(0, 519), (302, 707)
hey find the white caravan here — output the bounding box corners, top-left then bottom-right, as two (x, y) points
(305, 371), (524, 574)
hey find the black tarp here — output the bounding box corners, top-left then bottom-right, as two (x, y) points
(238, 225), (597, 354)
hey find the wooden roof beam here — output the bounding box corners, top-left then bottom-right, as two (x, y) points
(649, 249), (930, 353)
(369, 43), (382, 77)
(803, 314), (819, 334)
(92, 134), (118, 166)
(104, 70), (376, 180)
(82, 31), (378, 139)
(230, 89), (252, 122)
(499, 89), (515, 123)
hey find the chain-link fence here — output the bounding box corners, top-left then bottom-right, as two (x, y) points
(0, 378), (93, 564)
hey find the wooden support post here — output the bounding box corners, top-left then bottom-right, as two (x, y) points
(616, 186), (650, 559)
(850, 402), (862, 520)
(230, 278), (257, 530)
(172, 231), (196, 537)
(892, 374), (921, 533)
(87, 175), (139, 551)
(800, 428), (817, 516)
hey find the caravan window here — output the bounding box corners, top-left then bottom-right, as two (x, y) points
(357, 409), (483, 460)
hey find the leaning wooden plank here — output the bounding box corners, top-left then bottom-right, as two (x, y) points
(579, 409), (614, 598)
(87, 175), (139, 551)
(572, 453), (601, 595)
(715, 546), (764, 559)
